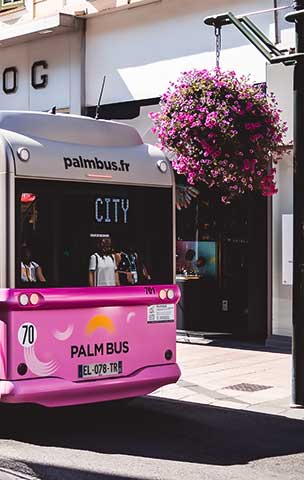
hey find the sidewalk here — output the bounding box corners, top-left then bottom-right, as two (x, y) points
(151, 338), (304, 420)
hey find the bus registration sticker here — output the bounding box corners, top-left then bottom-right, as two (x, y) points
(78, 361), (123, 378)
(147, 304), (174, 323)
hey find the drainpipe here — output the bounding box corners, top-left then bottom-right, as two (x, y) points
(291, 0), (304, 406)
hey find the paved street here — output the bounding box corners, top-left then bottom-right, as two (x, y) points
(153, 340), (296, 418)
(0, 340), (303, 480)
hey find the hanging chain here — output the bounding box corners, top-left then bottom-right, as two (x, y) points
(215, 25), (222, 68)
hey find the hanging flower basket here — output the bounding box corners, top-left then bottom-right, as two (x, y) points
(150, 68), (287, 203)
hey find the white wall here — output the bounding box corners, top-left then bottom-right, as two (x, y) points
(267, 63), (294, 145)
(267, 62), (294, 337)
(272, 151), (293, 337)
(0, 32), (83, 113)
(86, 0), (276, 106)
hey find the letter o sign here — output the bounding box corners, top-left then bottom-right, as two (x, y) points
(3, 67), (17, 94)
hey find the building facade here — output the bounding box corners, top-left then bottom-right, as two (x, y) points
(0, 0), (295, 339)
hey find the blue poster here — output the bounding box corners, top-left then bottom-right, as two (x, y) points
(176, 240), (217, 279)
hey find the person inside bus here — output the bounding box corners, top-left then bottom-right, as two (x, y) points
(89, 236), (120, 287)
(20, 245), (47, 285)
(116, 245), (151, 285)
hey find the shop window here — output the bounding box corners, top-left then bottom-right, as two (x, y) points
(0, 0), (24, 11)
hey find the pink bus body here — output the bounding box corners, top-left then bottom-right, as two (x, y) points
(0, 111), (181, 407)
(0, 285), (180, 407)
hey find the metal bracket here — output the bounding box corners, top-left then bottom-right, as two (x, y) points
(204, 11), (304, 66)
(285, 9), (304, 23)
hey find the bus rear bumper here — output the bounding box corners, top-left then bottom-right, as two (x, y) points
(0, 363), (181, 407)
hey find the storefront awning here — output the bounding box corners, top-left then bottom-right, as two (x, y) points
(0, 13), (83, 47)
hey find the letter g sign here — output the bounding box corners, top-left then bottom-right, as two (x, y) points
(32, 60), (48, 90)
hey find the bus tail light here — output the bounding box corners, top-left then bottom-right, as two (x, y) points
(19, 293), (42, 306)
(166, 289), (174, 300)
(30, 293), (40, 305)
(19, 294), (29, 306)
(159, 289), (167, 300)
(159, 289), (175, 301)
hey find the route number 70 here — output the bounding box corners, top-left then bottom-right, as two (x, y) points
(18, 323), (37, 347)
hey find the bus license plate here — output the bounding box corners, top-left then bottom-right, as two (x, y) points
(78, 361), (123, 378)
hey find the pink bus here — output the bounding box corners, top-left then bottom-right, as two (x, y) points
(0, 111), (181, 407)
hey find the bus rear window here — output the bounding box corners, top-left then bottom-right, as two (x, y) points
(16, 180), (173, 289)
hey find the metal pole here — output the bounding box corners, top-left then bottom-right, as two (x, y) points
(204, 3), (304, 406)
(292, 0), (304, 406)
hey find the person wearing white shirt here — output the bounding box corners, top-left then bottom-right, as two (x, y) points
(88, 237), (119, 287)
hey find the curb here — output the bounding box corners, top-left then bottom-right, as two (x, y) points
(0, 470), (39, 480)
(176, 331), (292, 354)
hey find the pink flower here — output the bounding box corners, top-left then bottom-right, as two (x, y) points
(243, 159), (250, 171)
(205, 112), (218, 128)
(150, 67), (286, 203)
(245, 102), (254, 112)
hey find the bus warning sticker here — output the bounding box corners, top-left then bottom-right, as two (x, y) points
(147, 305), (174, 323)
